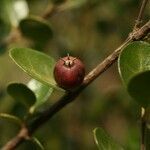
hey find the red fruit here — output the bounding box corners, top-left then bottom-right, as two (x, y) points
(54, 55), (85, 90)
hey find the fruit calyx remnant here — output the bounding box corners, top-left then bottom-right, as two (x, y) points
(61, 54), (76, 68)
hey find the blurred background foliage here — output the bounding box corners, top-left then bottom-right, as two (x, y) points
(0, 0), (149, 149)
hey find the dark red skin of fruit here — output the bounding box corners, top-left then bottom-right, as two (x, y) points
(54, 56), (85, 90)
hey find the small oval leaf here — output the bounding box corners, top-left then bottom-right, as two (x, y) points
(28, 79), (53, 112)
(9, 48), (63, 91)
(0, 113), (22, 126)
(7, 83), (36, 108)
(118, 41), (150, 107)
(19, 16), (53, 42)
(93, 128), (123, 150)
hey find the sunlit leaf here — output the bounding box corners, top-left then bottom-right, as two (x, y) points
(93, 127), (123, 150)
(28, 79), (53, 112)
(11, 0), (29, 26)
(18, 138), (44, 149)
(7, 83), (36, 108)
(0, 0), (28, 27)
(9, 48), (63, 91)
(118, 41), (150, 107)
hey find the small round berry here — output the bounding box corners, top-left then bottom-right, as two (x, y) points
(54, 55), (85, 90)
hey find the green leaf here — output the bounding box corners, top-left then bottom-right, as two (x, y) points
(93, 128), (123, 150)
(19, 137), (44, 150)
(19, 16), (53, 43)
(9, 48), (63, 91)
(0, 113), (22, 126)
(28, 79), (53, 112)
(7, 83), (36, 108)
(118, 41), (150, 107)
(31, 137), (45, 150)
(9, 0), (29, 27)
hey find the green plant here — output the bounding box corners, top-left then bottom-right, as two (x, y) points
(0, 0), (150, 150)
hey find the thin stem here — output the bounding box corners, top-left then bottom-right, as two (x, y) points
(42, 4), (57, 19)
(134, 0), (149, 30)
(42, 0), (70, 19)
(28, 37), (132, 133)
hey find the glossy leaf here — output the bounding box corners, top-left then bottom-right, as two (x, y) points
(9, 0), (29, 26)
(19, 16), (53, 43)
(31, 137), (45, 150)
(0, 113), (22, 126)
(7, 83), (36, 108)
(28, 79), (53, 112)
(118, 41), (150, 107)
(0, 0), (28, 27)
(9, 48), (63, 91)
(93, 128), (123, 150)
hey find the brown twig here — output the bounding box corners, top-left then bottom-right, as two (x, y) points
(134, 0), (149, 30)
(1, 124), (29, 150)
(2, 20), (150, 150)
(42, 4), (58, 19)
(29, 21), (150, 133)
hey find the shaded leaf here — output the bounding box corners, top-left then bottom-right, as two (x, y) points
(9, 48), (63, 91)
(28, 79), (53, 112)
(0, 113), (22, 126)
(118, 41), (150, 107)
(19, 16), (53, 43)
(0, 41), (7, 55)
(0, 18), (11, 41)
(9, 0), (29, 26)
(7, 83), (36, 108)
(93, 127), (123, 150)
